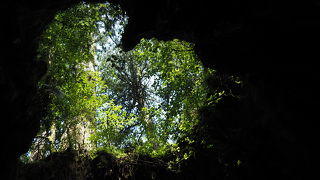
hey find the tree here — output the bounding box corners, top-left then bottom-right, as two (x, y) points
(23, 2), (125, 162)
(22, 2), (215, 162)
(93, 38), (210, 156)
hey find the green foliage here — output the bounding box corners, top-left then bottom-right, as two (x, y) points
(91, 38), (212, 157)
(23, 2), (124, 162)
(22, 2), (221, 165)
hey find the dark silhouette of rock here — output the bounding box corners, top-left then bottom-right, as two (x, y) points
(1, 0), (319, 179)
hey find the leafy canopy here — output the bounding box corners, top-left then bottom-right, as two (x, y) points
(21, 2), (217, 163)
(92, 38), (210, 156)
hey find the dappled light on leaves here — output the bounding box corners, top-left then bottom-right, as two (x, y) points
(93, 38), (211, 157)
(20, 2), (220, 167)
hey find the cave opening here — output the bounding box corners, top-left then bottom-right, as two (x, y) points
(19, 2), (220, 172)
(4, 0), (319, 179)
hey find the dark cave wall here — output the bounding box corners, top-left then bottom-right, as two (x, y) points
(1, 0), (320, 179)
(100, 1), (320, 178)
